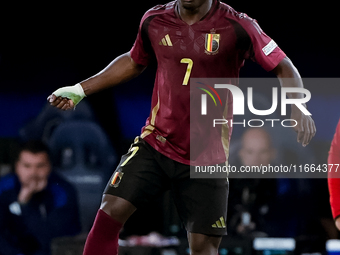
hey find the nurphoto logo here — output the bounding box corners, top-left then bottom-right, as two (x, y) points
(198, 81), (311, 128)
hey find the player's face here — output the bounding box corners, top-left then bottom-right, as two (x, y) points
(178, 0), (209, 11)
(15, 151), (51, 186)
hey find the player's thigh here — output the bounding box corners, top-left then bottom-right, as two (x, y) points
(172, 176), (229, 236)
(103, 137), (169, 212)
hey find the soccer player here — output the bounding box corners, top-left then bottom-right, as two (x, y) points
(328, 119), (340, 230)
(48, 0), (316, 254)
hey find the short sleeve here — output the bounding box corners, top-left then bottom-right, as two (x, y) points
(240, 15), (286, 71)
(130, 14), (154, 66)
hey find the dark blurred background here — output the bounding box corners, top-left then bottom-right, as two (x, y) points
(0, 0), (339, 146)
(0, 0), (340, 254)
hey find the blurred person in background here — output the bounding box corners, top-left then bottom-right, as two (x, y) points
(229, 128), (322, 238)
(229, 126), (334, 240)
(0, 140), (81, 255)
(228, 128), (277, 236)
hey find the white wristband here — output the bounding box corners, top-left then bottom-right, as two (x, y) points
(52, 83), (86, 106)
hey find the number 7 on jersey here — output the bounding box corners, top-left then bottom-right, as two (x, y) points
(180, 58), (193, 85)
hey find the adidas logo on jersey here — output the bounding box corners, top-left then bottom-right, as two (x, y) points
(212, 216), (226, 228)
(159, 34), (173, 46)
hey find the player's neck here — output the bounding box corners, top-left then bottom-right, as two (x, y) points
(177, 0), (213, 25)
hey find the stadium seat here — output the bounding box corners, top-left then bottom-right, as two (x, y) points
(20, 100), (96, 143)
(48, 120), (117, 232)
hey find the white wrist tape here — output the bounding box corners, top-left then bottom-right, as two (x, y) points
(52, 83), (86, 106)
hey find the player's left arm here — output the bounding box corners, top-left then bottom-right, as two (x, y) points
(272, 56), (316, 147)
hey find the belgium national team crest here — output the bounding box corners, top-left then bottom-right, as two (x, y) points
(205, 33), (220, 54)
(110, 171), (124, 188)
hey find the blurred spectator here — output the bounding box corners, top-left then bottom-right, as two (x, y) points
(0, 140), (81, 255)
(228, 128), (276, 237)
(237, 129), (302, 237)
(228, 127), (321, 238)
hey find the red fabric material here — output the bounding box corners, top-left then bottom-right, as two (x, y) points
(328, 119), (340, 219)
(83, 209), (123, 255)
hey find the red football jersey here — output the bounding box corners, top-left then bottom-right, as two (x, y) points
(130, 0), (286, 165)
(328, 119), (340, 219)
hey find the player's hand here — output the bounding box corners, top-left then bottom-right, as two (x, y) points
(47, 94), (75, 110)
(291, 104), (316, 147)
(47, 83), (86, 110)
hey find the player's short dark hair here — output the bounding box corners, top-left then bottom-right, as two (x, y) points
(16, 140), (51, 162)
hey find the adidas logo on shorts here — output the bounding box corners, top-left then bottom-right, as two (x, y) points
(212, 216), (226, 228)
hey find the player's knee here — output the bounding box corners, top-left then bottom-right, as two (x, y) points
(100, 194), (136, 224)
(190, 243), (218, 255)
(189, 233), (221, 255)
(190, 243), (209, 254)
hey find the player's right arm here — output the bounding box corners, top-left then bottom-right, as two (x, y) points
(49, 5), (156, 110)
(48, 52), (146, 110)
